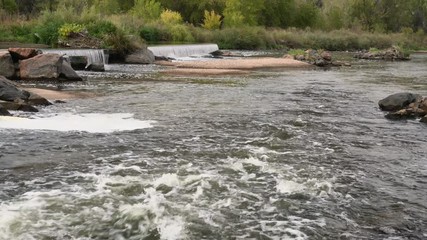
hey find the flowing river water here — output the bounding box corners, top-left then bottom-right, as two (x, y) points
(0, 53), (427, 240)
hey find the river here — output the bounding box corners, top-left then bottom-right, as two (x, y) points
(0, 53), (426, 239)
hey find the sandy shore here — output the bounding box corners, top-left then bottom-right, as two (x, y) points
(158, 57), (310, 69)
(24, 88), (94, 100)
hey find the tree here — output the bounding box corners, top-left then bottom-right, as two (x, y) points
(349, 0), (379, 31)
(261, 0), (296, 28)
(1, 0), (18, 13)
(131, 0), (162, 21)
(294, 1), (320, 29)
(223, 0), (264, 27)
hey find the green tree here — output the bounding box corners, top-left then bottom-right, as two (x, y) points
(131, 0), (162, 21)
(294, 1), (320, 28)
(223, 0), (264, 27)
(261, 0), (296, 28)
(1, 0), (18, 13)
(349, 0), (379, 31)
(157, 0), (225, 25)
(90, 0), (121, 15)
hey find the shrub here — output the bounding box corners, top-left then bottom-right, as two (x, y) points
(103, 30), (137, 56)
(33, 12), (66, 46)
(87, 20), (117, 38)
(139, 23), (170, 42)
(160, 9), (183, 25)
(202, 10), (222, 30)
(169, 24), (194, 42)
(58, 23), (85, 40)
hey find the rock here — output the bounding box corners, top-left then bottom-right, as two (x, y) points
(60, 58), (83, 80)
(0, 101), (38, 112)
(0, 76), (29, 101)
(421, 116), (427, 123)
(67, 56), (87, 70)
(125, 48), (155, 64)
(19, 53), (82, 81)
(27, 91), (52, 106)
(314, 58), (328, 67)
(385, 109), (415, 120)
(85, 63), (105, 72)
(295, 55), (305, 61)
(0, 51), (15, 78)
(8, 48), (38, 61)
(418, 98), (427, 112)
(355, 46), (410, 61)
(378, 93), (422, 111)
(0, 76), (51, 107)
(0, 104), (11, 116)
(321, 51), (332, 61)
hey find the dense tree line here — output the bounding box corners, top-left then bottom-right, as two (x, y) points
(1, 0), (426, 33)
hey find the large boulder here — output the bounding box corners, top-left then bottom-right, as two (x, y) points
(125, 48), (155, 64)
(0, 51), (15, 78)
(8, 48), (38, 61)
(0, 76), (29, 101)
(19, 53), (82, 81)
(0, 75), (51, 107)
(378, 93), (422, 111)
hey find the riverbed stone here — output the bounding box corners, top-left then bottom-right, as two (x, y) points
(85, 63), (105, 72)
(0, 51), (15, 78)
(0, 101), (38, 112)
(0, 104), (11, 116)
(67, 56), (87, 70)
(8, 48), (38, 61)
(0, 75), (51, 107)
(19, 53), (82, 81)
(421, 116), (427, 123)
(378, 93), (422, 111)
(125, 48), (155, 64)
(0, 76), (29, 101)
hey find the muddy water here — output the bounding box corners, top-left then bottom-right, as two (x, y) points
(0, 54), (426, 239)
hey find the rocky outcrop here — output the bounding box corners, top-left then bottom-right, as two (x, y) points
(285, 49), (350, 67)
(125, 48), (155, 64)
(1, 48), (83, 81)
(379, 93), (427, 123)
(355, 46), (410, 61)
(0, 75), (51, 113)
(20, 53), (82, 81)
(0, 51), (15, 78)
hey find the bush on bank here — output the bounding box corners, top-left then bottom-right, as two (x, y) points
(0, 11), (426, 52)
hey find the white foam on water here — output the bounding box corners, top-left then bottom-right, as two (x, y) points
(276, 180), (306, 194)
(0, 113), (155, 133)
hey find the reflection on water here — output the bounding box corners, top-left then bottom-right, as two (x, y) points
(0, 53), (426, 239)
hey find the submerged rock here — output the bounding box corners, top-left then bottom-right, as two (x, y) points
(378, 93), (422, 111)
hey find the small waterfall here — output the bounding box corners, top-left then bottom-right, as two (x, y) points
(41, 49), (109, 66)
(148, 44), (219, 58)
